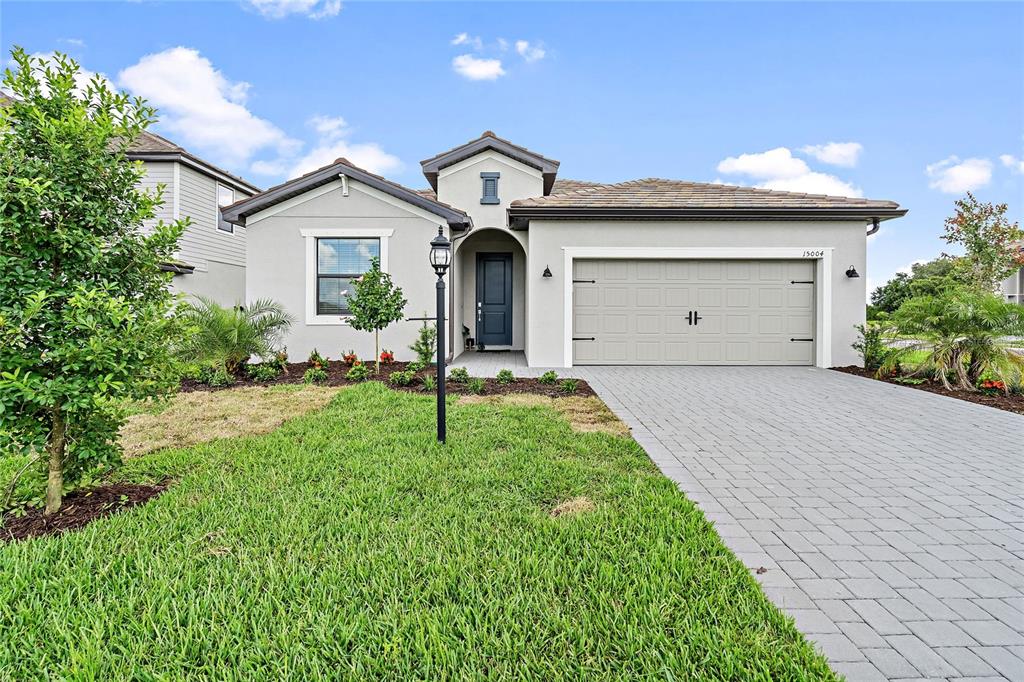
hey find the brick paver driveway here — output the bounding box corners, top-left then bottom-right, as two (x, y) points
(576, 366), (1024, 681)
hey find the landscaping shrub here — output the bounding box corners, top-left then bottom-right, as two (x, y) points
(851, 323), (892, 372)
(407, 361), (425, 373)
(204, 365), (235, 388)
(178, 297), (293, 375)
(342, 350), (358, 367)
(496, 369), (515, 385)
(271, 350), (289, 372)
(379, 349), (394, 365)
(885, 286), (1024, 391)
(308, 348), (328, 370)
(420, 374), (437, 392)
(538, 370), (559, 385)
(347, 257), (407, 373)
(560, 379), (579, 394)
(409, 318), (437, 367)
(346, 363), (370, 382)
(448, 367), (470, 384)
(303, 367), (328, 385)
(467, 377), (485, 394)
(247, 363), (281, 383)
(389, 370), (415, 387)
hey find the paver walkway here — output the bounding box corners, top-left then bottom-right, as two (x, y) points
(452, 354), (1024, 681)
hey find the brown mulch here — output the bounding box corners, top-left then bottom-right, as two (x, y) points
(1, 482), (168, 543)
(181, 361), (596, 399)
(832, 366), (1024, 416)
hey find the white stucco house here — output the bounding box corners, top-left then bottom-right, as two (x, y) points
(130, 131), (260, 306)
(222, 132), (907, 369)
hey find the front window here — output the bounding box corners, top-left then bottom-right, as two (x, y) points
(217, 184), (235, 233)
(316, 237), (380, 315)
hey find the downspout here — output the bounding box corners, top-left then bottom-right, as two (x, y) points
(447, 227), (470, 364)
(866, 217), (880, 236)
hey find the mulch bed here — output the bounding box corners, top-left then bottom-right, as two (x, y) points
(1, 482), (168, 543)
(832, 365), (1024, 416)
(180, 361), (597, 399)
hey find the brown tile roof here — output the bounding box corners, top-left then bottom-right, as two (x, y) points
(127, 130), (184, 154)
(550, 178), (603, 195)
(221, 156), (470, 229)
(416, 188), (437, 201)
(511, 177), (903, 211)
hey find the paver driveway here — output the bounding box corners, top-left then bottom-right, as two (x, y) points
(578, 366), (1024, 682)
(451, 355), (1024, 680)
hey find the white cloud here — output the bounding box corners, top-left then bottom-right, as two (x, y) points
(515, 40), (546, 63)
(717, 147), (809, 180)
(799, 141), (863, 167)
(925, 156), (992, 194)
(452, 54), (505, 81)
(716, 146), (862, 197)
(118, 47), (299, 167)
(278, 114), (402, 178)
(59, 38), (87, 48)
(1000, 154), (1024, 174)
(451, 33), (483, 50)
(497, 38), (509, 51)
(245, 0), (341, 19)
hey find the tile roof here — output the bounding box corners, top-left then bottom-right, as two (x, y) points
(549, 178), (603, 195)
(511, 177), (903, 211)
(125, 130), (259, 193)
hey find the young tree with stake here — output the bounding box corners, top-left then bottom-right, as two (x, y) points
(346, 257), (407, 373)
(0, 50), (185, 514)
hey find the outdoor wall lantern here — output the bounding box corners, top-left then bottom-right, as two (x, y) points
(429, 226), (451, 443)
(542, 266), (552, 278)
(845, 265), (860, 278)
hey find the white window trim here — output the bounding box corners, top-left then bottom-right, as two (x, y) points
(560, 246), (834, 369)
(301, 228), (393, 326)
(216, 182), (236, 235)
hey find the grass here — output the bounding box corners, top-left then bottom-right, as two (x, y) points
(0, 383), (836, 680)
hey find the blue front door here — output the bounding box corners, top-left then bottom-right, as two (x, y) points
(476, 252), (513, 347)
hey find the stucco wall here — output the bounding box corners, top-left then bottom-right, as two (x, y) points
(246, 178), (448, 362)
(526, 219), (869, 368)
(436, 151), (543, 231)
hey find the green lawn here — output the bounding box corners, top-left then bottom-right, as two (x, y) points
(0, 383), (836, 680)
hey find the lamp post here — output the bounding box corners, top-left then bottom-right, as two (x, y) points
(429, 226), (451, 443)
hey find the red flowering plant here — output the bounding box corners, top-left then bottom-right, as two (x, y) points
(342, 350), (358, 366)
(380, 349), (394, 365)
(979, 379), (1006, 392)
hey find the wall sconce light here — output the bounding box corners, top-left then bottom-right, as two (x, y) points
(845, 265), (860, 278)
(542, 266), (552, 278)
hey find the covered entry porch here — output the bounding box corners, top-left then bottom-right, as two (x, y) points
(451, 227), (528, 360)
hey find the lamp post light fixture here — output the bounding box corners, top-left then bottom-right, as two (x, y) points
(429, 226), (452, 443)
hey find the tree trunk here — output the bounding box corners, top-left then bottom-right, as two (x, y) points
(44, 408), (67, 515)
(966, 354), (984, 388)
(374, 329), (381, 374)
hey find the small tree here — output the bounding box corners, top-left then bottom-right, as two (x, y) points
(942, 193), (1024, 292)
(0, 49), (185, 513)
(346, 257), (406, 373)
(409, 316), (437, 366)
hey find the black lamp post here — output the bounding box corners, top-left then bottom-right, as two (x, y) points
(429, 226), (452, 443)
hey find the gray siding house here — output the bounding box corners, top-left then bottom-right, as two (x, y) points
(224, 132), (907, 369)
(129, 132), (260, 306)
(1000, 243), (1023, 304)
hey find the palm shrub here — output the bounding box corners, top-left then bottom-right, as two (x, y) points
(176, 297), (293, 375)
(884, 286), (1024, 391)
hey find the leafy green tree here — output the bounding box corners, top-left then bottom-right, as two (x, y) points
(885, 287), (1024, 390)
(869, 271), (913, 316)
(346, 257), (407, 373)
(942, 193), (1024, 291)
(0, 49), (185, 513)
(177, 297), (293, 375)
(869, 258), (958, 317)
(409, 316), (437, 367)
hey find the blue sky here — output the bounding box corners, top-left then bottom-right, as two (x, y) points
(3, 1), (1022, 292)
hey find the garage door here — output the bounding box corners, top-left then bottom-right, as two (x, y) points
(572, 259), (815, 365)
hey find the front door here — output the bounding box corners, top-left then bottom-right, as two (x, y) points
(476, 252), (513, 348)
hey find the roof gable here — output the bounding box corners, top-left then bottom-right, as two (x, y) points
(126, 131), (260, 194)
(421, 131), (559, 194)
(221, 157), (472, 229)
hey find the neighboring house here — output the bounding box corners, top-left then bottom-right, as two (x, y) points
(1000, 242), (1023, 304)
(223, 131), (907, 369)
(128, 132), (260, 306)
(1, 91), (258, 306)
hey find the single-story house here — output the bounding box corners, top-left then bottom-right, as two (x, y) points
(222, 131), (907, 368)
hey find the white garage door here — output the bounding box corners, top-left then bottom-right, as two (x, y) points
(572, 259), (815, 365)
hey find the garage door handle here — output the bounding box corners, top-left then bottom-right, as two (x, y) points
(572, 279), (596, 284)
(790, 280), (814, 284)
(790, 338), (814, 342)
(572, 337), (596, 341)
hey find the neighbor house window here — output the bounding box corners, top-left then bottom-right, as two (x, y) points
(480, 172), (500, 204)
(217, 184), (235, 233)
(316, 237), (380, 315)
